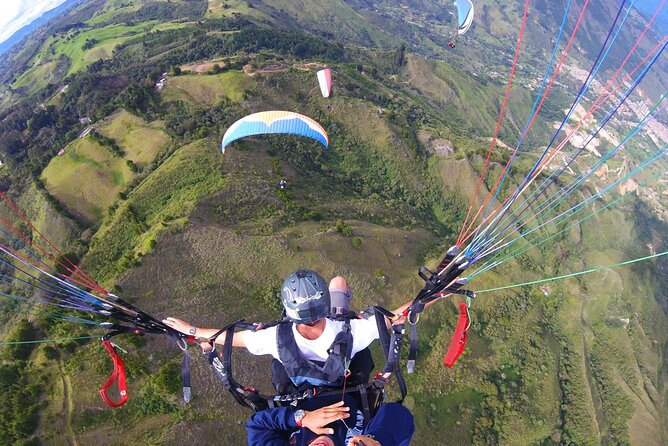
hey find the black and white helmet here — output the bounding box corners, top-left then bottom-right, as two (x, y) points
(281, 270), (330, 324)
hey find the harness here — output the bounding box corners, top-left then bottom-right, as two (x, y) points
(276, 320), (352, 389)
(204, 308), (406, 422)
(96, 248), (475, 412)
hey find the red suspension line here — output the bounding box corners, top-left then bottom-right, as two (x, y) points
(0, 192), (107, 294)
(458, 0), (591, 245)
(456, 0), (531, 247)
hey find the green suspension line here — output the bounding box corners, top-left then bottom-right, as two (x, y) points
(470, 169), (667, 278)
(474, 250), (668, 293)
(0, 335), (97, 345)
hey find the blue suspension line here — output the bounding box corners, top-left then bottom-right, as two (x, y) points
(478, 0), (629, 228)
(473, 95), (668, 260)
(465, 2), (645, 256)
(473, 143), (667, 264)
(463, 0), (574, 255)
(469, 168), (667, 278)
(467, 40), (667, 259)
(0, 247), (110, 310)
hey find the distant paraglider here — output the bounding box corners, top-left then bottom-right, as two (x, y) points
(448, 0), (474, 48)
(456, 0), (474, 35)
(221, 111), (329, 153)
(316, 68), (332, 98)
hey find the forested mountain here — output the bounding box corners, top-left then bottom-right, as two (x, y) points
(0, 1), (666, 445)
(0, 0), (82, 56)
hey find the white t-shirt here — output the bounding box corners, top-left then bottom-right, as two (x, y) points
(243, 318), (379, 362)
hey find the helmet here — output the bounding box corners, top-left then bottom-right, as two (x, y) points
(281, 269), (330, 324)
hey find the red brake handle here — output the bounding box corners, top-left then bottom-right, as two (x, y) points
(443, 302), (469, 368)
(100, 339), (128, 408)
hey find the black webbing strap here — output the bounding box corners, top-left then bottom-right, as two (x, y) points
(269, 382), (383, 422)
(182, 346), (191, 403)
(166, 331), (191, 403)
(327, 320), (353, 375)
(382, 323), (407, 402)
(358, 383), (371, 421)
(373, 308), (391, 363)
(201, 320), (270, 412)
(371, 307), (407, 401)
(384, 323), (403, 371)
(220, 323), (271, 412)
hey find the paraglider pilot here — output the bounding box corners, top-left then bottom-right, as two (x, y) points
(163, 272), (385, 391)
(163, 270), (431, 445)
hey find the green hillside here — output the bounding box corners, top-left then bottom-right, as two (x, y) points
(0, 0), (666, 445)
(162, 70), (256, 106)
(98, 110), (170, 167)
(41, 135), (133, 224)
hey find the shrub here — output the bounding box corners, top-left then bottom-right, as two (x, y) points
(42, 346), (59, 360)
(334, 220), (353, 236)
(3, 320), (37, 361)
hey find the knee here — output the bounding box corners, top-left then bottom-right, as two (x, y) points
(329, 275), (348, 291)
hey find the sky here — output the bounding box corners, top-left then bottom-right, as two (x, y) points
(0, 0), (69, 45)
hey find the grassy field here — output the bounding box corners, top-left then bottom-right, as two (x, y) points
(403, 54), (535, 142)
(161, 71), (256, 106)
(86, 0), (142, 25)
(41, 136), (133, 224)
(98, 110), (170, 167)
(11, 61), (60, 94)
(206, 0), (270, 19)
(33, 22), (158, 75)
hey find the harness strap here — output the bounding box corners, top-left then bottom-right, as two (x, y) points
(208, 313), (399, 413)
(206, 321), (272, 412)
(407, 322), (418, 374)
(100, 339), (128, 408)
(327, 320), (353, 374)
(166, 331), (192, 403)
(182, 346), (191, 403)
(383, 323), (407, 402)
(271, 382), (384, 422)
(358, 383), (371, 422)
(372, 307), (407, 401)
(444, 303), (470, 368)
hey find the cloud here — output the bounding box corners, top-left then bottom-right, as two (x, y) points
(0, 0), (70, 44)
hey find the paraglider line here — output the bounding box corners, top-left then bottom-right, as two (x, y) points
(0, 192), (106, 294)
(469, 169), (667, 278)
(468, 0), (592, 246)
(464, 33), (668, 254)
(474, 251), (668, 293)
(480, 0), (628, 232)
(456, 0), (531, 246)
(471, 93), (667, 260)
(0, 336), (96, 345)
